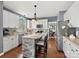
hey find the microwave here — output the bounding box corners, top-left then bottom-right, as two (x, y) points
(3, 28), (10, 36)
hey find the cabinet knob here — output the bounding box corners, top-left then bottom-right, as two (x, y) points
(71, 49), (74, 52)
(76, 49), (78, 51)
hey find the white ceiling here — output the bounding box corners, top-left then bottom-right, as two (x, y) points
(3, 1), (74, 18)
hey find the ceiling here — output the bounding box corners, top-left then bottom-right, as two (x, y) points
(3, 1), (74, 18)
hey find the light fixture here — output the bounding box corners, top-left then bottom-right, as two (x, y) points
(62, 26), (66, 29)
(34, 4), (37, 21)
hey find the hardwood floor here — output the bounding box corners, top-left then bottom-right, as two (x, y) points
(0, 45), (22, 58)
(0, 37), (65, 58)
(47, 37), (65, 58)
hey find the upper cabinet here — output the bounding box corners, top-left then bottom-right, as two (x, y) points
(64, 2), (79, 27)
(3, 10), (9, 28)
(8, 11), (19, 28)
(3, 10), (19, 28)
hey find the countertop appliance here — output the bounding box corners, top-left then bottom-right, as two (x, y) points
(3, 28), (9, 36)
(37, 24), (43, 28)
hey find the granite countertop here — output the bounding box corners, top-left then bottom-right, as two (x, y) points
(22, 33), (43, 39)
(63, 36), (79, 48)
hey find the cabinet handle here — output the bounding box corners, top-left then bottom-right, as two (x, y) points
(76, 49), (78, 51)
(71, 49), (74, 52)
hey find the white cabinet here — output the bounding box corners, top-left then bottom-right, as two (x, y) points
(3, 35), (18, 53)
(12, 35), (18, 48)
(64, 2), (79, 27)
(3, 10), (9, 28)
(3, 10), (19, 28)
(3, 37), (11, 53)
(9, 12), (19, 28)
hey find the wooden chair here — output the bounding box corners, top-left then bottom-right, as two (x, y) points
(36, 33), (48, 57)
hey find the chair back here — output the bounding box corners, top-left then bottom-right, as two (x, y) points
(40, 33), (47, 41)
(45, 33), (48, 42)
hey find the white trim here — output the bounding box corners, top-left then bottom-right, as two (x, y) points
(0, 52), (4, 56)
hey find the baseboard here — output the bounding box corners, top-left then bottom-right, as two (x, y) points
(0, 52), (4, 56)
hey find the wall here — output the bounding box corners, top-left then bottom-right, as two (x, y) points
(28, 16), (57, 30)
(0, 1), (3, 53)
(64, 2), (79, 27)
(31, 19), (48, 29)
(37, 16), (57, 22)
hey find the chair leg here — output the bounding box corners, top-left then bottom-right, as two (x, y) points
(44, 48), (46, 58)
(35, 45), (37, 58)
(38, 46), (41, 52)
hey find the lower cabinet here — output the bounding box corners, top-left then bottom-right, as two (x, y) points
(3, 35), (18, 53)
(3, 37), (11, 53)
(63, 37), (79, 58)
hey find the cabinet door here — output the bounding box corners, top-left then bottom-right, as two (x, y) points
(3, 10), (9, 28)
(8, 36), (14, 49)
(10, 35), (18, 49)
(3, 37), (11, 53)
(3, 10), (19, 28)
(13, 35), (18, 47)
(8, 12), (15, 28)
(8, 12), (19, 28)
(14, 15), (19, 28)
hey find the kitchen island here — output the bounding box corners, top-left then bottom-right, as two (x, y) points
(22, 33), (44, 58)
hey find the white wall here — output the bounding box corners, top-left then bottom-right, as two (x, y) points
(64, 2), (79, 27)
(31, 19), (48, 29)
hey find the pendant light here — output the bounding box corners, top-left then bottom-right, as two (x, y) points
(34, 4), (37, 21)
